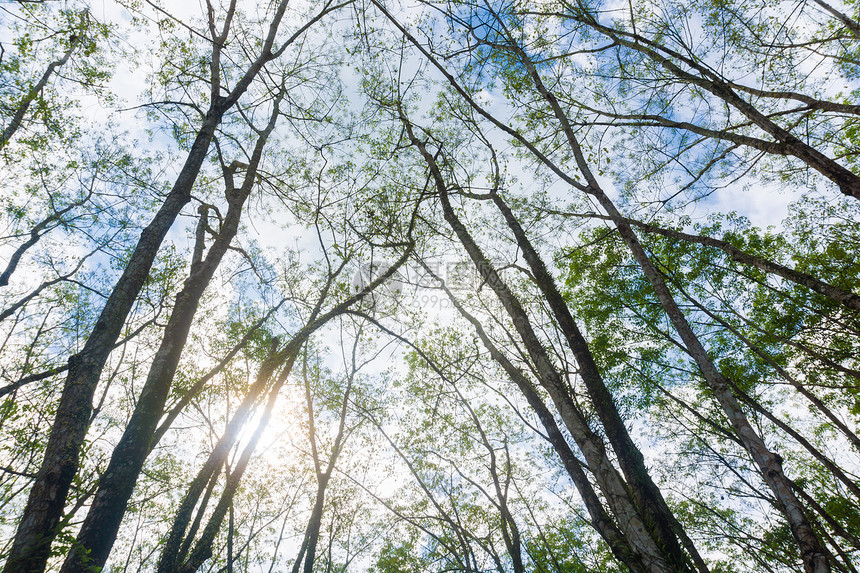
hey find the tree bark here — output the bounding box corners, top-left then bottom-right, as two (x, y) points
(2, 1), (310, 566)
(59, 83), (285, 573)
(497, 28), (833, 571)
(402, 117), (677, 573)
(489, 191), (707, 573)
(422, 291), (649, 573)
(2, 106), (223, 573)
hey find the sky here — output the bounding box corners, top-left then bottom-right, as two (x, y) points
(1, 0), (857, 570)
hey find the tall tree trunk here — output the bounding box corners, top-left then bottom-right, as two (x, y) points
(2, 106), (223, 573)
(671, 277), (860, 455)
(402, 117), (677, 572)
(592, 188), (832, 573)
(59, 84), (285, 573)
(292, 473), (331, 573)
(157, 247), (413, 573)
(293, 341), (356, 573)
(157, 345), (292, 573)
(356, 305), (648, 572)
(492, 28), (833, 570)
(166, 355), (298, 573)
(489, 191), (707, 573)
(1, 0), (315, 565)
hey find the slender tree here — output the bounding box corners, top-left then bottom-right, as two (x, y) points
(2, 1), (351, 570)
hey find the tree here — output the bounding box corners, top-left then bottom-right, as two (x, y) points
(2, 0), (859, 571)
(363, 1), (860, 568)
(3, 1), (352, 570)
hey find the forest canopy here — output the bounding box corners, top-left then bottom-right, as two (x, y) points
(0, 0), (858, 572)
